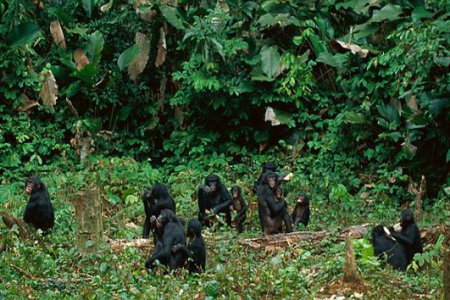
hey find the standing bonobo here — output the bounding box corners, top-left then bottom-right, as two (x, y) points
(142, 183), (176, 240)
(172, 219), (206, 273)
(198, 174), (232, 227)
(230, 185), (248, 233)
(388, 209), (423, 264)
(291, 193), (310, 228)
(23, 176), (54, 231)
(257, 171), (293, 235)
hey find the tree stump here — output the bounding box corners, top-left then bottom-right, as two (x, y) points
(71, 189), (103, 254)
(408, 175), (426, 222)
(343, 236), (361, 283)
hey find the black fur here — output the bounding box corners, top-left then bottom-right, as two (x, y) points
(197, 174), (232, 227)
(145, 209), (186, 270)
(23, 176), (54, 231)
(390, 209), (423, 264)
(372, 225), (408, 271)
(230, 185), (248, 233)
(142, 183), (176, 240)
(253, 162), (277, 194)
(291, 193), (310, 228)
(257, 171), (292, 235)
(172, 219), (206, 273)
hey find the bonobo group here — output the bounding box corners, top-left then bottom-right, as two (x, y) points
(2, 163), (423, 274)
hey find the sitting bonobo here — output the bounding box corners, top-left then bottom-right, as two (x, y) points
(172, 219), (206, 273)
(372, 225), (408, 271)
(291, 193), (310, 228)
(142, 183), (176, 242)
(230, 185), (248, 233)
(145, 209), (186, 271)
(198, 174), (232, 227)
(257, 171), (293, 235)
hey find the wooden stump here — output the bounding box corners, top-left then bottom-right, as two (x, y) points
(71, 189), (103, 254)
(408, 175), (426, 222)
(343, 236), (361, 283)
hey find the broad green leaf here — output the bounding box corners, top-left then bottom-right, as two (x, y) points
(86, 31), (104, 66)
(316, 52), (347, 68)
(370, 4), (403, 23)
(81, 0), (97, 18)
(159, 4), (185, 30)
(412, 7), (434, 23)
(118, 44), (140, 71)
(6, 22), (41, 47)
(118, 104), (133, 121)
(260, 45), (281, 78)
(346, 112), (367, 124)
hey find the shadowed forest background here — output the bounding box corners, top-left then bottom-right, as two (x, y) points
(0, 0), (449, 298)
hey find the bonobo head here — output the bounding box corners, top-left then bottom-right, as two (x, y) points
(231, 185), (242, 199)
(399, 209), (415, 227)
(262, 171), (277, 189)
(205, 174), (220, 193)
(141, 188), (152, 202)
(150, 183), (170, 198)
(187, 219), (202, 239)
(371, 225), (385, 243)
(156, 209), (176, 229)
(297, 193), (309, 205)
(262, 162), (277, 174)
(25, 176), (45, 194)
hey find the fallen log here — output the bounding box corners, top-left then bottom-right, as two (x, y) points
(239, 224), (371, 249)
(108, 224), (442, 252)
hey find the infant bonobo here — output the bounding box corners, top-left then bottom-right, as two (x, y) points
(275, 186), (293, 233)
(291, 193), (310, 228)
(172, 219), (206, 273)
(230, 185), (248, 233)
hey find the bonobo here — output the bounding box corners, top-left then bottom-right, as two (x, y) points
(197, 174), (232, 227)
(142, 183), (176, 240)
(172, 219), (206, 273)
(253, 162), (277, 194)
(23, 176), (54, 231)
(274, 186), (294, 233)
(145, 209), (186, 270)
(388, 209), (423, 264)
(229, 185), (248, 233)
(371, 225), (408, 271)
(291, 193), (310, 228)
(257, 171), (293, 235)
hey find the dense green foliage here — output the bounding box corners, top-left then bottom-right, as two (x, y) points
(0, 0), (449, 298)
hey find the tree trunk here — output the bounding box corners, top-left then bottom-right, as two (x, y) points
(71, 189), (103, 254)
(408, 175), (426, 223)
(343, 236), (361, 283)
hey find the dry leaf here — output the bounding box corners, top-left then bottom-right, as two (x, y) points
(65, 98), (79, 117)
(17, 94), (39, 112)
(39, 70), (58, 107)
(407, 94), (418, 111)
(155, 27), (167, 67)
(128, 32), (150, 81)
(74, 48), (90, 70)
(336, 40), (369, 58)
(139, 9), (158, 22)
(50, 21), (66, 49)
(264, 106), (280, 126)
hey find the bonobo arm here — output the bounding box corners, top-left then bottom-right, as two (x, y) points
(146, 225), (175, 267)
(263, 188), (286, 216)
(236, 197), (248, 219)
(302, 207), (310, 226)
(172, 244), (191, 257)
(391, 226), (417, 246)
(210, 184), (232, 214)
(23, 199), (37, 223)
(197, 187), (208, 223)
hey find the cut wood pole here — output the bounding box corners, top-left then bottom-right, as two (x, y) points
(408, 175), (426, 222)
(71, 188), (103, 254)
(342, 236), (361, 283)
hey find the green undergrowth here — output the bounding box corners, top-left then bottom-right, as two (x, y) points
(0, 156), (447, 299)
